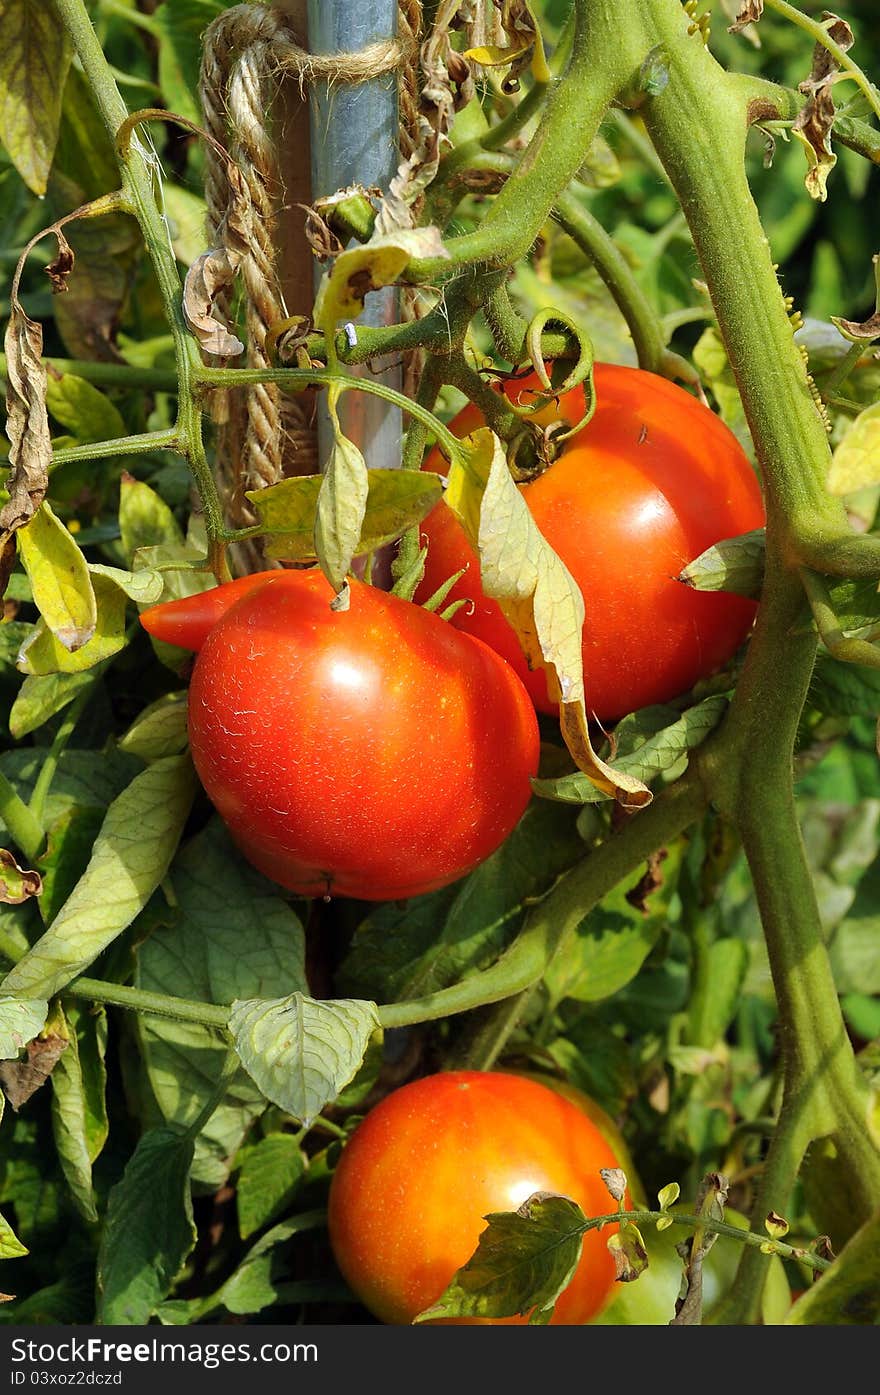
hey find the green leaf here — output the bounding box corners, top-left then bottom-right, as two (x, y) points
(236, 1134), (307, 1240)
(692, 327), (751, 450)
(0, 997), (48, 1059)
(8, 670), (96, 738)
(136, 819), (307, 1187)
(155, 1211), (326, 1323)
(119, 476), (184, 563)
(314, 427), (369, 599)
(49, 1002), (108, 1223)
(0, 755), (197, 1000)
(415, 1193), (586, 1324)
(17, 573), (126, 675)
(678, 529), (765, 597)
(0, 0), (72, 194)
(87, 563), (164, 606)
(119, 693), (189, 763)
(786, 1212), (880, 1324)
(810, 656), (880, 717)
(534, 697), (728, 805)
(545, 841), (682, 1006)
(0, 1207), (28, 1259)
(152, 0), (225, 126)
(246, 469), (445, 563)
(314, 230), (447, 333)
(44, 374), (126, 444)
(17, 503), (97, 653)
(0, 749), (139, 827)
(339, 799), (583, 1003)
(229, 992), (380, 1126)
(828, 403), (880, 495)
(97, 1125), (197, 1325)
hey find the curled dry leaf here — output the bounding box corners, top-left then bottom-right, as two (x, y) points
(599, 1167), (628, 1204)
(0, 1034), (67, 1110)
(183, 159), (251, 357)
(375, 0), (475, 234)
(0, 305), (51, 567)
(607, 1221), (648, 1282)
(445, 430), (651, 810)
(727, 0), (763, 34)
(44, 229), (75, 295)
(0, 850), (43, 906)
(792, 15), (854, 202)
(183, 249), (246, 357)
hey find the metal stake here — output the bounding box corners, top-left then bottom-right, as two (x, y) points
(307, 0), (402, 475)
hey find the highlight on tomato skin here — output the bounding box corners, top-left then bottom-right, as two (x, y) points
(177, 569), (541, 902)
(416, 361), (766, 723)
(327, 1070), (628, 1326)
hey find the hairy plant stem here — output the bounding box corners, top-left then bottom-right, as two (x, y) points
(51, 0), (231, 583)
(630, 0), (880, 1321)
(65, 976), (231, 1030)
(405, 0), (629, 285)
(565, 1207), (831, 1274)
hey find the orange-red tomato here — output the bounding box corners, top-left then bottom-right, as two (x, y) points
(140, 571), (539, 901)
(417, 363), (764, 721)
(327, 1070), (626, 1325)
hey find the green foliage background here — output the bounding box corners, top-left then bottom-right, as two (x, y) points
(0, 0), (878, 1326)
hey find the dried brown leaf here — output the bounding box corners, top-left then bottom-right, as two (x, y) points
(600, 1168), (628, 1204)
(0, 850), (43, 905)
(792, 16), (854, 201)
(183, 248), (246, 357)
(0, 1033), (67, 1110)
(670, 1172), (729, 1326)
(1, 304), (51, 552)
(44, 229), (75, 295)
(625, 848), (669, 914)
(832, 312), (880, 342)
(727, 1), (764, 33)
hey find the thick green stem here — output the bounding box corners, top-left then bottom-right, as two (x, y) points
(48, 428), (179, 470)
(405, 0), (628, 285)
(639, 15), (849, 562)
(629, 0), (880, 1321)
(64, 976), (230, 1030)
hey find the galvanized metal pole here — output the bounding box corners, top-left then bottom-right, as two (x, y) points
(307, 1), (402, 474)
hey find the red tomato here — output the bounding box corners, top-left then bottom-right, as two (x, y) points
(417, 363), (764, 721)
(141, 571), (539, 900)
(327, 1070), (626, 1325)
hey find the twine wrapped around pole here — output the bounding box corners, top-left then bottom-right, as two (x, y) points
(198, 1), (423, 557)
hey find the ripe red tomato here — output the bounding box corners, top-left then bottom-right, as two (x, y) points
(417, 363), (764, 721)
(327, 1070), (626, 1325)
(141, 571), (539, 900)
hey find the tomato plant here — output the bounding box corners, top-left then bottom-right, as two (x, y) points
(142, 571), (540, 900)
(418, 365), (765, 721)
(0, 0), (878, 1341)
(327, 1071), (625, 1325)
